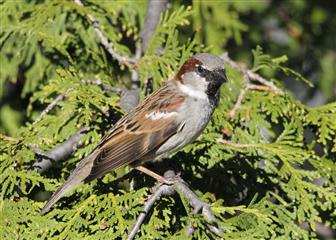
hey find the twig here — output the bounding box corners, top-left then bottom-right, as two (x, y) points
(127, 171), (223, 239)
(0, 135), (16, 141)
(217, 138), (255, 148)
(31, 127), (88, 173)
(221, 52), (283, 94)
(228, 83), (283, 120)
(222, 52), (284, 120)
(74, 0), (136, 66)
(81, 79), (123, 95)
(127, 184), (175, 240)
(33, 88), (74, 125)
(175, 179), (223, 235)
(228, 89), (246, 120)
(247, 83), (281, 92)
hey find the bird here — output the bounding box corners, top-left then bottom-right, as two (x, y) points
(40, 53), (228, 215)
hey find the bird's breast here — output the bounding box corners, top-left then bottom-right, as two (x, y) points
(154, 97), (215, 159)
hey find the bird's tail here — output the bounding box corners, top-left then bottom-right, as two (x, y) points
(40, 152), (97, 215)
(40, 176), (80, 215)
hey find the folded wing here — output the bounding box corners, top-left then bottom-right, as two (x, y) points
(84, 85), (185, 182)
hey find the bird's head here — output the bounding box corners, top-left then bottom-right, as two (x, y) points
(176, 53), (228, 99)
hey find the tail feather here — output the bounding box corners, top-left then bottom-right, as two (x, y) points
(40, 177), (80, 215)
(40, 152), (97, 215)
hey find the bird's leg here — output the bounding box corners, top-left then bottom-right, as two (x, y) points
(135, 166), (177, 185)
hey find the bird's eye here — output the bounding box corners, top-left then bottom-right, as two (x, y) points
(197, 65), (205, 74)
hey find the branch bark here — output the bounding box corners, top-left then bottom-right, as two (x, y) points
(74, 0), (136, 65)
(127, 171), (223, 239)
(228, 89), (246, 120)
(140, 0), (168, 53)
(175, 178), (223, 235)
(222, 52), (284, 120)
(217, 138), (256, 148)
(126, 183), (175, 240)
(33, 88), (74, 125)
(221, 52), (283, 94)
(120, 0), (168, 111)
(82, 79), (123, 95)
(32, 127), (88, 173)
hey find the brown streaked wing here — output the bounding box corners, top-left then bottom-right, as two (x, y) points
(98, 83), (182, 146)
(84, 85), (185, 182)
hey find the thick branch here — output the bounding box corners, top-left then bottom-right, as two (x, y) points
(127, 171), (223, 239)
(140, 0), (168, 53)
(32, 127), (87, 173)
(120, 0), (168, 111)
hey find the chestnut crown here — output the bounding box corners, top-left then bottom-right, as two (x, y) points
(176, 53), (228, 98)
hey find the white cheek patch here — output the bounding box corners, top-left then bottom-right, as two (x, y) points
(145, 111), (178, 120)
(177, 81), (208, 100)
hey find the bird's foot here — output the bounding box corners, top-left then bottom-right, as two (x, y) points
(134, 166), (181, 185)
(161, 170), (181, 185)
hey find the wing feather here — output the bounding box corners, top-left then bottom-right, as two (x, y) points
(84, 83), (185, 182)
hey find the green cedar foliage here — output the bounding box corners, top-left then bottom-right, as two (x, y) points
(1, 1), (335, 239)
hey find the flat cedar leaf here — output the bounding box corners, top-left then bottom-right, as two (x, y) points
(252, 46), (314, 87)
(1, 1), (335, 240)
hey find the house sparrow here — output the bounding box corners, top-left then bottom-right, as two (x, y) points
(41, 53), (227, 214)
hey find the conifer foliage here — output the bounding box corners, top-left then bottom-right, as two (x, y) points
(1, 1), (335, 239)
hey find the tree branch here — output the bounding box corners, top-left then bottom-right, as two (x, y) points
(140, 0), (168, 53)
(127, 171), (223, 239)
(174, 178), (223, 235)
(222, 52), (284, 119)
(119, 0), (168, 112)
(81, 79), (123, 95)
(221, 52), (283, 94)
(246, 83), (281, 92)
(74, 0), (136, 65)
(31, 127), (88, 173)
(228, 89), (246, 120)
(126, 183), (175, 240)
(33, 88), (74, 125)
(217, 138), (255, 148)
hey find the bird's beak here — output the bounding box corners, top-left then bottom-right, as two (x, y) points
(215, 69), (228, 83)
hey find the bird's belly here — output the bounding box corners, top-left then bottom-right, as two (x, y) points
(154, 102), (214, 160)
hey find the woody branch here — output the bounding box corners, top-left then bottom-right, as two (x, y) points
(221, 52), (284, 120)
